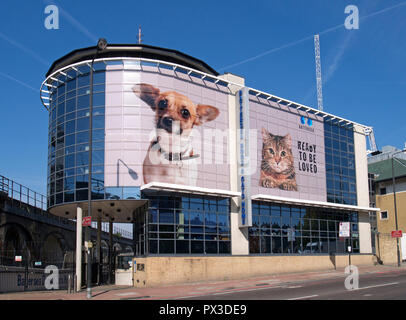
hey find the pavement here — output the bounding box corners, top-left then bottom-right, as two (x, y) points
(1, 263), (406, 300)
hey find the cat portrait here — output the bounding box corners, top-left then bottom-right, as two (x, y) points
(259, 128), (298, 191)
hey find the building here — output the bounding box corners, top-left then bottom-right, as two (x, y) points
(368, 150), (406, 265)
(40, 42), (378, 288)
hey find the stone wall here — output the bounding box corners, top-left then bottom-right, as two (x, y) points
(133, 254), (375, 287)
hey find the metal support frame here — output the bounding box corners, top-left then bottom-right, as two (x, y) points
(40, 56), (373, 133)
(314, 34), (323, 111)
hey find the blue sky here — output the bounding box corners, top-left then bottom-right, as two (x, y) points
(1, 0), (406, 195)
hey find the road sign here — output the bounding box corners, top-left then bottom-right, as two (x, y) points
(339, 222), (350, 238)
(391, 230), (403, 238)
(82, 216), (92, 227)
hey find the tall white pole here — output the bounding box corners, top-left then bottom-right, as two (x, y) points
(76, 206), (83, 292)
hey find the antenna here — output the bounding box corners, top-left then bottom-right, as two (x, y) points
(137, 26), (143, 44)
(314, 34), (323, 111)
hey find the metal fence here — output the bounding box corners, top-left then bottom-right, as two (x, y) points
(0, 250), (115, 293)
(0, 265), (74, 293)
(0, 175), (47, 211)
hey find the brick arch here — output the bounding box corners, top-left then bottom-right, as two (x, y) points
(41, 231), (68, 267)
(0, 222), (36, 265)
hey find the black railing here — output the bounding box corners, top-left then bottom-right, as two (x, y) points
(0, 174), (133, 239)
(0, 175), (47, 212)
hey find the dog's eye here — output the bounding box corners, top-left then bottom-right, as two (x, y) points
(181, 108), (190, 119)
(158, 99), (167, 110)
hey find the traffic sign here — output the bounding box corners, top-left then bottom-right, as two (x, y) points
(82, 216), (92, 227)
(391, 230), (403, 238)
(339, 222), (350, 238)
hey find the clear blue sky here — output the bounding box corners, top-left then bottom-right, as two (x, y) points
(1, 0), (406, 195)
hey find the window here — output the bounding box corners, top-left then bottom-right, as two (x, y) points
(143, 193), (231, 255)
(380, 211), (388, 220)
(380, 187), (387, 195)
(324, 119), (357, 205)
(249, 201), (359, 255)
(47, 64), (106, 206)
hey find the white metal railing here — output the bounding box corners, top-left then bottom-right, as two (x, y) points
(39, 56), (373, 132)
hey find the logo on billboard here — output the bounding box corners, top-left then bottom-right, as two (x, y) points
(299, 116), (314, 132)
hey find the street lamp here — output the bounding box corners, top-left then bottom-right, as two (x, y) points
(86, 38), (108, 299)
(391, 148), (406, 267)
(116, 159), (138, 187)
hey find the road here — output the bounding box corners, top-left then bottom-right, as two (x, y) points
(179, 269), (406, 300)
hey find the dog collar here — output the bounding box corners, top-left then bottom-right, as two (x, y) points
(151, 140), (200, 162)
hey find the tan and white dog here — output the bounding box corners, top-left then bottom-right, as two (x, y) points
(133, 83), (219, 186)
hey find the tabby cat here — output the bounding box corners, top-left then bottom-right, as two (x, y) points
(259, 128), (298, 191)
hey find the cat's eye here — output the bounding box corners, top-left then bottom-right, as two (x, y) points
(269, 148), (275, 155)
(281, 151), (286, 157)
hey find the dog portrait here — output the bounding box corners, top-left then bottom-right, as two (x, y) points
(133, 83), (220, 186)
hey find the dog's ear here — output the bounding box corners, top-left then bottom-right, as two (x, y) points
(195, 105), (219, 125)
(132, 83), (160, 110)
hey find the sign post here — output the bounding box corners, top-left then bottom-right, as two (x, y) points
(391, 230), (403, 238)
(82, 216), (92, 227)
(339, 222), (351, 266)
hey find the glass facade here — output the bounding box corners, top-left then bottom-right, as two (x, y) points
(249, 201), (359, 254)
(324, 118), (357, 205)
(140, 193), (231, 255)
(47, 62), (142, 208)
(48, 62), (106, 207)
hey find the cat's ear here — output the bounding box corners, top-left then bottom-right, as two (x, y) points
(262, 128), (270, 141)
(284, 133), (292, 149)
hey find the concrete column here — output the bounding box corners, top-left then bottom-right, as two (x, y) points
(219, 73), (249, 255)
(353, 125), (372, 254)
(359, 212), (372, 254)
(75, 206), (83, 292)
(354, 125), (369, 208)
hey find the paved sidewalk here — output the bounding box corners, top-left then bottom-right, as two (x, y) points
(1, 264), (405, 300)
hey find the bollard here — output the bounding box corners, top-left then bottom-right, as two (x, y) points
(74, 274), (77, 292)
(68, 274), (72, 294)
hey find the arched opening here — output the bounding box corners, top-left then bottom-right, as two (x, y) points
(42, 233), (65, 268)
(124, 245), (133, 254)
(113, 243), (122, 253)
(2, 224), (34, 266)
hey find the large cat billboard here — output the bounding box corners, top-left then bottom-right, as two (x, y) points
(249, 96), (327, 202)
(103, 63), (230, 190)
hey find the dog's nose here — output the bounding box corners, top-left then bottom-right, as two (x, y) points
(162, 117), (173, 128)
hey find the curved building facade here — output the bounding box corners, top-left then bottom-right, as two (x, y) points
(41, 44), (378, 264)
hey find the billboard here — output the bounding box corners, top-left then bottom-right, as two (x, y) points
(103, 63), (230, 191)
(249, 96), (327, 202)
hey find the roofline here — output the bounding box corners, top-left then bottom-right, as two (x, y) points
(40, 56), (373, 132)
(45, 43), (219, 78)
(373, 174), (406, 183)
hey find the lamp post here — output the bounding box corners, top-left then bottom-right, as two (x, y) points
(86, 38), (107, 299)
(391, 148), (406, 268)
